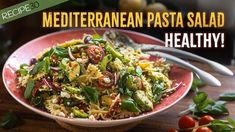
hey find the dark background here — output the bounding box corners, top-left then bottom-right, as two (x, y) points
(0, 0), (235, 68)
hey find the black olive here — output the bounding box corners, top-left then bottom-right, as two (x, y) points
(83, 36), (92, 44)
(30, 58), (37, 65)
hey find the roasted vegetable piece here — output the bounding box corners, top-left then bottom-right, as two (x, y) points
(105, 43), (129, 63)
(133, 90), (153, 111)
(126, 75), (142, 91)
(87, 46), (104, 64)
(99, 54), (113, 71)
(71, 107), (88, 118)
(98, 71), (114, 88)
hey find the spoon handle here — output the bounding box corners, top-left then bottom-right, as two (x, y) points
(140, 44), (233, 76)
(146, 51), (221, 87)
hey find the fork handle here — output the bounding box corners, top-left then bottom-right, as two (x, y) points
(140, 44), (233, 76)
(146, 51), (221, 87)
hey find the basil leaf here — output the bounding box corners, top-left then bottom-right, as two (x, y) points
(193, 92), (208, 105)
(191, 77), (204, 92)
(135, 66), (142, 77)
(201, 101), (229, 115)
(121, 98), (141, 112)
(211, 120), (234, 132)
(31, 96), (43, 106)
(0, 111), (18, 129)
(118, 72), (133, 96)
(43, 57), (50, 74)
(219, 93), (235, 101)
(29, 61), (44, 75)
(60, 58), (69, 71)
(81, 86), (99, 104)
(228, 118), (235, 128)
(54, 47), (68, 57)
(152, 80), (164, 103)
(24, 79), (35, 99)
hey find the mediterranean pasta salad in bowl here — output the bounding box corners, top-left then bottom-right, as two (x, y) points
(2, 29), (193, 127)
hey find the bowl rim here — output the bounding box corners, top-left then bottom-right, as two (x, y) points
(2, 28), (193, 125)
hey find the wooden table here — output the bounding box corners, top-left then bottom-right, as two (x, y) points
(0, 63), (235, 132)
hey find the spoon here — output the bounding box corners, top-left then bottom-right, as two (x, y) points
(103, 31), (233, 76)
(146, 51), (221, 87)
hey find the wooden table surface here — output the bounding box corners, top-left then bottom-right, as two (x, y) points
(0, 63), (235, 132)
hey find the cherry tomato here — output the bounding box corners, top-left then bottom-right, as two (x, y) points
(195, 127), (212, 132)
(178, 116), (196, 130)
(87, 46), (104, 64)
(98, 71), (114, 88)
(166, 128), (178, 132)
(199, 115), (214, 125)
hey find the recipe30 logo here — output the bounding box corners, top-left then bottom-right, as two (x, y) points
(1, 1), (39, 20)
(0, 0), (68, 25)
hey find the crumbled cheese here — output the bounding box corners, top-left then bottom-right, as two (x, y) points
(60, 91), (71, 98)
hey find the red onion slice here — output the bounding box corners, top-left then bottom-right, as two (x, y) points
(68, 47), (76, 61)
(50, 67), (61, 71)
(42, 78), (53, 89)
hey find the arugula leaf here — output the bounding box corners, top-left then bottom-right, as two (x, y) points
(152, 80), (164, 103)
(219, 93), (235, 101)
(135, 66), (142, 77)
(121, 97), (141, 112)
(0, 111), (18, 129)
(81, 86), (99, 104)
(24, 79), (35, 99)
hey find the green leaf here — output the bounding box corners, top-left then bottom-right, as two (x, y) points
(135, 66), (142, 77)
(29, 61), (44, 75)
(54, 47), (68, 57)
(81, 86), (99, 104)
(99, 54), (113, 71)
(193, 92), (208, 105)
(0, 111), (18, 129)
(211, 120), (234, 132)
(39, 48), (54, 61)
(31, 96), (43, 106)
(121, 98), (141, 112)
(152, 80), (164, 103)
(30, 57), (50, 75)
(60, 58), (69, 71)
(227, 118), (235, 128)
(219, 93), (235, 101)
(191, 77), (204, 92)
(24, 79), (35, 99)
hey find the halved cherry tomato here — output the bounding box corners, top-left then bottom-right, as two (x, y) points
(178, 116), (196, 130)
(199, 115), (214, 126)
(195, 127), (212, 132)
(87, 46), (104, 64)
(166, 128), (178, 132)
(98, 71), (114, 88)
